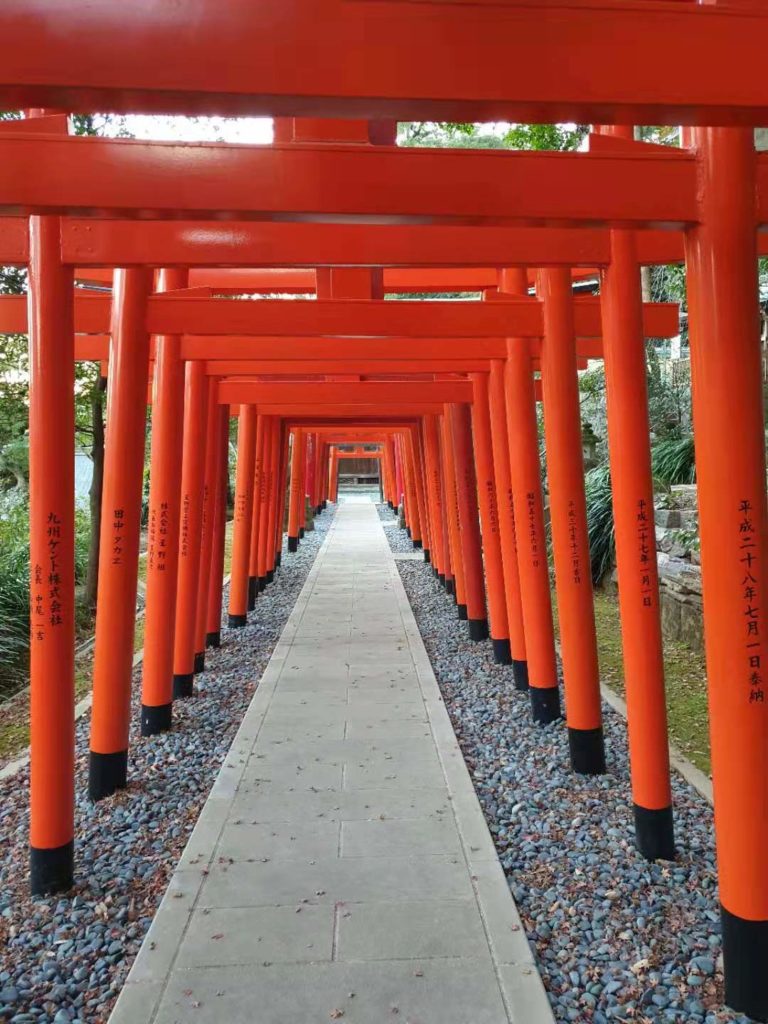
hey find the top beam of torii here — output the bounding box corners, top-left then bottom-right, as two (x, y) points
(1, 0), (767, 125)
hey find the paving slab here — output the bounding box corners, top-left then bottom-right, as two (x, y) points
(109, 503), (554, 1024)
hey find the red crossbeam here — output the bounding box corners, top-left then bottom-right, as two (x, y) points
(0, 135), (698, 226)
(1, 1), (767, 125)
(0, 295), (679, 340)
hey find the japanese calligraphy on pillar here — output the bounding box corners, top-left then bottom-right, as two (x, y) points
(484, 478), (499, 536)
(235, 488), (247, 527)
(739, 499), (763, 705)
(180, 493), (191, 559)
(507, 487), (519, 555)
(111, 508), (125, 566)
(637, 498), (653, 608)
(158, 501), (170, 572)
(148, 506), (157, 573)
(526, 491), (539, 569)
(32, 512), (66, 644)
(568, 498), (582, 584)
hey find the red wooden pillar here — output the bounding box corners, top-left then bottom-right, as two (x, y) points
(329, 448), (340, 504)
(140, 269), (187, 735)
(601, 229), (674, 860)
(405, 428), (427, 552)
(400, 436), (416, 542)
(440, 413), (466, 612)
(263, 417), (279, 584)
(192, 377), (220, 673)
(205, 405), (230, 648)
(471, 373), (510, 661)
(287, 429), (304, 552)
(384, 438), (396, 509)
(502, 269), (561, 724)
(304, 432), (316, 522)
(299, 431), (309, 537)
(312, 434), (324, 514)
(488, 359), (528, 690)
(172, 361), (210, 698)
(449, 403), (488, 640)
(28, 215), (75, 894)
(686, 126), (768, 1019)
(423, 415), (447, 582)
(247, 414), (265, 609)
(227, 404), (257, 626)
(414, 426), (432, 560)
(88, 268), (152, 799)
(257, 417), (273, 590)
(274, 422), (289, 570)
(436, 424), (455, 595)
(394, 439), (405, 509)
(538, 268), (605, 773)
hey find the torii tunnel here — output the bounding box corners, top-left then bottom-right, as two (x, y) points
(2, 1), (768, 1019)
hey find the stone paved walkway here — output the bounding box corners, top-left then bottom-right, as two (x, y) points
(109, 503), (553, 1024)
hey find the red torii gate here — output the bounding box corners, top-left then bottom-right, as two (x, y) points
(3, 13), (768, 1013)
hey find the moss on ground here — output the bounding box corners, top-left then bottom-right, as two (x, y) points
(553, 587), (711, 775)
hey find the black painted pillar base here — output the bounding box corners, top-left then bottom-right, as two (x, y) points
(287, 536), (299, 553)
(568, 727), (606, 775)
(30, 841), (74, 897)
(633, 804), (675, 862)
(299, 526), (305, 539)
(468, 618), (489, 641)
(512, 659), (530, 691)
(445, 578), (455, 596)
(173, 672), (195, 699)
(247, 576), (258, 611)
(141, 702), (172, 736)
(322, 500), (327, 510)
(530, 685), (562, 724)
(492, 638), (512, 665)
(206, 630), (221, 649)
(228, 612), (247, 628)
(193, 651), (205, 674)
(413, 538), (423, 550)
(275, 551), (282, 568)
(722, 905), (768, 1022)
(438, 573), (445, 587)
(266, 569), (274, 585)
(457, 603), (468, 621)
(406, 526), (412, 538)
(423, 548), (431, 564)
(259, 575), (267, 592)
(88, 749), (128, 802)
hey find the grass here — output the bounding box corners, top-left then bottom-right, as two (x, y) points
(552, 587), (712, 775)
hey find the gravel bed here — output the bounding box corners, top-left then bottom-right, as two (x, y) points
(393, 538), (749, 1024)
(0, 510), (333, 1024)
(376, 502), (419, 554)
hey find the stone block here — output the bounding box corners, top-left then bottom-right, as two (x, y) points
(655, 508), (681, 528)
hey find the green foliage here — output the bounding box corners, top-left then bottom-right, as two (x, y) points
(584, 465), (615, 585)
(645, 341), (691, 439)
(0, 497), (91, 696)
(651, 435), (696, 486)
(397, 121), (587, 152)
(0, 500), (33, 693)
(500, 123), (587, 151)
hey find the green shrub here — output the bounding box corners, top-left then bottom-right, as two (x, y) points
(585, 465), (615, 585)
(651, 435), (696, 486)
